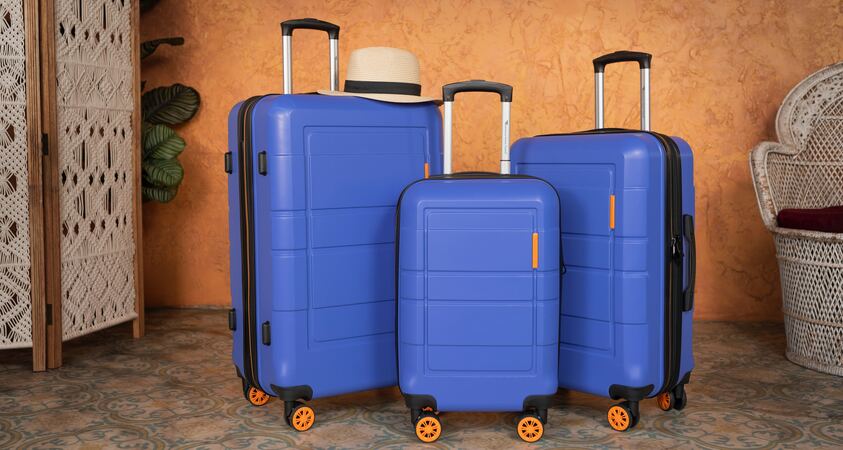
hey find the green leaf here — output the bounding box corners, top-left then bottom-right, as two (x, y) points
(141, 37), (184, 60)
(142, 185), (177, 203)
(143, 158), (184, 187)
(140, 0), (161, 13)
(142, 84), (201, 125)
(143, 124), (185, 160)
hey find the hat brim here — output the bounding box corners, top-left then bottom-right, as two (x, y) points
(317, 89), (442, 105)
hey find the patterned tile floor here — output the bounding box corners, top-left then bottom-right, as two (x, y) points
(2, 309), (842, 449)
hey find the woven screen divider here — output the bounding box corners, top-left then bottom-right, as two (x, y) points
(51, 0), (139, 341)
(0, 0), (33, 350)
(0, 0), (141, 370)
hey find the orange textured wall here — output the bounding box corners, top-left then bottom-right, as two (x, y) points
(140, 0), (843, 320)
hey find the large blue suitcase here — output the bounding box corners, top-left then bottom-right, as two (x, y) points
(226, 19), (442, 430)
(397, 81), (560, 443)
(510, 51), (696, 431)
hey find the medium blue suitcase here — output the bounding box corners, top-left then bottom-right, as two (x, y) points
(226, 19), (443, 431)
(510, 51), (696, 431)
(397, 81), (560, 443)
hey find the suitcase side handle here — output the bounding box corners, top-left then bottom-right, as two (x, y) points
(441, 80), (513, 175)
(592, 50), (652, 131)
(280, 18), (340, 94)
(682, 214), (696, 311)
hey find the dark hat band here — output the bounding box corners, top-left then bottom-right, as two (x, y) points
(344, 80), (422, 96)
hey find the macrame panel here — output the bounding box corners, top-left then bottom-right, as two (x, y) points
(55, 0), (137, 340)
(0, 0), (32, 350)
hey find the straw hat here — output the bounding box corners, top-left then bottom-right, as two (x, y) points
(318, 47), (439, 104)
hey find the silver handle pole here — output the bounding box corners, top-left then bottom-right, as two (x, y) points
(640, 68), (650, 131)
(283, 32), (338, 94)
(500, 101), (511, 174)
(443, 99), (510, 175)
(595, 72), (604, 129)
(443, 101), (454, 174)
(282, 35), (293, 95)
(329, 38), (339, 91)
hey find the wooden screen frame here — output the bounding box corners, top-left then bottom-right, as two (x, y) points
(38, 0), (145, 369)
(22, 0), (47, 372)
(131, 0), (145, 340)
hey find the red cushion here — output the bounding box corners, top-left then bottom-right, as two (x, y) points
(777, 206), (843, 233)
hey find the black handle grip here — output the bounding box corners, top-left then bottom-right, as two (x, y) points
(280, 18), (340, 39)
(261, 321), (271, 345)
(442, 80), (512, 102)
(224, 152), (232, 174)
(682, 214), (696, 312)
(258, 151), (267, 175)
(593, 51), (652, 73)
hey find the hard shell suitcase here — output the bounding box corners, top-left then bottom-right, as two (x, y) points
(226, 19), (443, 430)
(397, 81), (561, 443)
(510, 51), (696, 431)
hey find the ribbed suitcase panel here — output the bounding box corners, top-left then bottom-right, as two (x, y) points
(229, 95), (442, 398)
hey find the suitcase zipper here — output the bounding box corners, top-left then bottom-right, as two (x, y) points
(236, 95), (272, 392)
(649, 131), (684, 396)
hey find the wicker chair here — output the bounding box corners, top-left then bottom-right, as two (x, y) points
(750, 62), (843, 376)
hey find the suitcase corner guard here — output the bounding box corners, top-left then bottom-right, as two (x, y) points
(270, 384), (314, 402)
(402, 393), (438, 411)
(608, 384), (654, 402)
(523, 393), (555, 412)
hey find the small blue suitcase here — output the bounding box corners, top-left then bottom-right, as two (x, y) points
(397, 81), (560, 443)
(511, 51), (696, 431)
(226, 19), (442, 431)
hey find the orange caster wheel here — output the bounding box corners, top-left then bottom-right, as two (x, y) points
(287, 402), (315, 432)
(414, 412), (442, 443)
(607, 401), (639, 432)
(245, 386), (270, 406)
(517, 414), (544, 443)
(657, 391), (675, 411)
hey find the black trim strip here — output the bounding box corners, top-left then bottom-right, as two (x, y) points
(344, 80), (421, 96)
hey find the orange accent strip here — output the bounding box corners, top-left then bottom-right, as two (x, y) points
(609, 195), (616, 230)
(532, 232), (539, 269)
(424, 162), (430, 179)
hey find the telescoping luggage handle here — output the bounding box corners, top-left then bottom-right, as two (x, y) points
(280, 18), (340, 94)
(593, 51), (652, 131)
(442, 80), (513, 174)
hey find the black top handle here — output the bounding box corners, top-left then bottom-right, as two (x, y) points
(593, 51), (652, 73)
(280, 18), (340, 94)
(280, 18), (340, 39)
(441, 80), (513, 175)
(442, 80), (513, 102)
